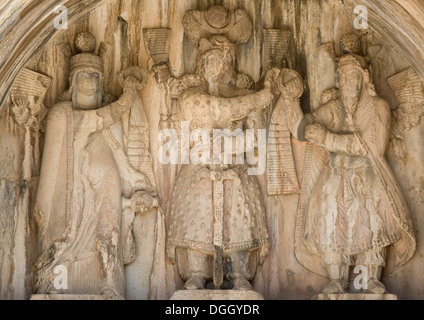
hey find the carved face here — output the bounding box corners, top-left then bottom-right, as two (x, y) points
(76, 71), (100, 97)
(338, 67), (362, 113)
(202, 51), (234, 86)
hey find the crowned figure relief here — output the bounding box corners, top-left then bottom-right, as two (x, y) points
(33, 32), (158, 299)
(151, 6), (284, 291)
(287, 35), (416, 295)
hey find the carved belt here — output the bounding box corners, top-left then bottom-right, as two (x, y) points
(200, 168), (238, 288)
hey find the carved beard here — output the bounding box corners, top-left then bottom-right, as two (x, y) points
(341, 82), (361, 116)
(202, 50), (234, 88)
(343, 94), (359, 115)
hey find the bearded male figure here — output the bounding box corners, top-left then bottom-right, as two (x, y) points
(150, 5), (280, 291)
(287, 53), (416, 294)
(164, 35), (279, 291)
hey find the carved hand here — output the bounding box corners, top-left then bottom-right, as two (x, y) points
(305, 123), (329, 146)
(152, 64), (171, 84)
(276, 70), (304, 99)
(127, 170), (157, 196)
(119, 66), (148, 93)
(264, 68), (281, 95)
(130, 191), (160, 215)
(11, 96), (30, 125)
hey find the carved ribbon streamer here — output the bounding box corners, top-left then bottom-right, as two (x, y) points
(267, 97), (300, 195)
(209, 169), (237, 288)
(22, 125), (32, 181)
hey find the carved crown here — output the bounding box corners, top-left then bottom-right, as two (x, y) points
(340, 33), (361, 55)
(198, 36), (237, 61)
(337, 53), (368, 72)
(70, 32), (103, 75)
(183, 5), (253, 45)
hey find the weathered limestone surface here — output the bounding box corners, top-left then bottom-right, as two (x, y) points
(0, 0), (423, 301)
(312, 294), (398, 301)
(30, 294), (118, 300)
(171, 290), (265, 301)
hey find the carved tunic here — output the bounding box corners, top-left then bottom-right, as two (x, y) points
(34, 102), (127, 294)
(304, 97), (412, 256)
(166, 87), (271, 262)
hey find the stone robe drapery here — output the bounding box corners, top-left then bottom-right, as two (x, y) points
(294, 96), (416, 276)
(166, 87), (271, 265)
(34, 101), (127, 295)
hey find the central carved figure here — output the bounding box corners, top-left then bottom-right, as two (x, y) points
(159, 6), (277, 290)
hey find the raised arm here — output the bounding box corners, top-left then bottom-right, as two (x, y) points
(179, 87), (274, 124)
(280, 96), (314, 141)
(97, 68), (146, 128)
(152, 64), (201, 98)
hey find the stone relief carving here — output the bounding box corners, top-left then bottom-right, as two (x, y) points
(289, 49), (416, 295)
(263, 28), (305, 196)
(0, 1), (423, 302)
(143, 28), (173, 130)
(33, 32), (158, 300)
(388, 67), (424, 160)
(150, 5), (282, 292)
(262, 29), (292, 72)
(0, 67), (51, 300)
(267, 68), (304, 196)
(322, 33), (366, 63)
(182, 5), (253, 45)
(9, 68), (51, 182)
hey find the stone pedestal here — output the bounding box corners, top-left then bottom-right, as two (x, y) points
(170, 290), (265, 300)
(30, 294), (121, 300)
(312, 294), (398, 300)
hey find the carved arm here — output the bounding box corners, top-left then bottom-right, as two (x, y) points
(179, 88), (274, 124)
(305, 123), (367, 156)
(97, 72), (145, 127)
(102, 125), (155, 198)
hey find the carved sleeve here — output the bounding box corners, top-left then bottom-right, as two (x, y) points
(281, 96), (310, 141)
(365, 99), (392, 157)
(96, 90), (137, 127)
(324, 99), (391, 157)
(180, 88), (274, 124)
(167, 74), (201, 99)
(323, 132), (367, 156)
(312, 100), (345, 132)
(102, 125), (151, 197)
(102, 126), (134, 179)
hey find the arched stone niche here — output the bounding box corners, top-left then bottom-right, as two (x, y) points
(0, 0), (423, 300)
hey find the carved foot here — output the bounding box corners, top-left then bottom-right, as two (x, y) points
(322, 280), (347, 294)
(364, 278), (386, 294)
(184, 275), (205, 290)
(101, 286), (125, 300)
(232, 277), (253, 291)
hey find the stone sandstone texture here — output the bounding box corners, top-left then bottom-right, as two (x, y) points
(0, 0), (423, 300)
